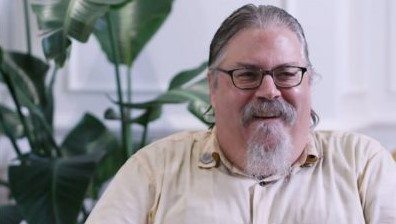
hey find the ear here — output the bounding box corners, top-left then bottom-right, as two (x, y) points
(207, 72), (216, 109)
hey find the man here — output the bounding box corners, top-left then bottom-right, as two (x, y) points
(86, 4), (396, 223)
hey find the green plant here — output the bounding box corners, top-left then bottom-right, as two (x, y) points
(0, 0), (210, 223)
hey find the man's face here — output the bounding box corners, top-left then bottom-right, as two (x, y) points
(209, 27), (312, 174)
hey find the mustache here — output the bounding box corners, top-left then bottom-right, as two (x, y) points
(241, 98), (297, 126)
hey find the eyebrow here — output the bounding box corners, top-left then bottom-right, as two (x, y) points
(233, 62), (301, 70)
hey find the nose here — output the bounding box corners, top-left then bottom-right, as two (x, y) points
(254, 75), (281, 100)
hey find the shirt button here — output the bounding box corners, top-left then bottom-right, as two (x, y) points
(259, 180), (276, 187)
(306, 154), (318, 162)
(200, 152), (213, 164)
(302, 154), (318, 167)
(212, 152), (221, 167)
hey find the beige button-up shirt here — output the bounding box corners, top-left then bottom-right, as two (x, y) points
(86, 129), (396, 224)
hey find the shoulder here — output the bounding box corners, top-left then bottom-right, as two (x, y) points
(312, 130), (389, 172)
(123, 130), (211, 172)
(137, 130), (211, 157)
(313, 130), (384, 154)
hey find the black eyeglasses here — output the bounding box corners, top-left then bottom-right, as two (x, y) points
(213, 66), (308, 90)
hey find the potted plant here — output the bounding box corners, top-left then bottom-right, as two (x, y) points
(0, 0), (210, 223)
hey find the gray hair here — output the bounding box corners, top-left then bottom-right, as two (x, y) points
(209, 4), (311, 68)
(207, 4), (319, 128)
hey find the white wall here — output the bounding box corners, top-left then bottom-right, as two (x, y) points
(1, 0), (396, 149)
(59, 0), (285, 135)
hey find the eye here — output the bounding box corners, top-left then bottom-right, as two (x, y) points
(233, 69), (260, 83)
(276, 71), (296, 80)
(274, 67), (300, 81)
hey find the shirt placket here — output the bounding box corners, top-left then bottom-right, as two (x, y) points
(250, 183), (265, 224)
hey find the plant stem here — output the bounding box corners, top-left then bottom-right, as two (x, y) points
(139, 109), (151, 150)
(23, 0), (32, 55)
(44, 65), (62, 157)
(46, 65), (58, 129)
(106, 14), (129, 158)
(127, 67), (132, 103)
(140, 123), (148, 149)
(125, 67), (133, 155)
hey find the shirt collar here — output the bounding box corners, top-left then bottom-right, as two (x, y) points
(198, 127), (246, 175)
(197, 127), (321, 177)
(298, 133), (321, 168)
(197, 127), (223, 169)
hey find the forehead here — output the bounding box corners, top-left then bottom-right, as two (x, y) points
(220, 27), (305, 68)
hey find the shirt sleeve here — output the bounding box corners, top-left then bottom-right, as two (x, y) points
(358, 149), (396, 223)
(85, 154), (157, 224)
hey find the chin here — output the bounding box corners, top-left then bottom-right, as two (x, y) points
(245, 121), (293, 178)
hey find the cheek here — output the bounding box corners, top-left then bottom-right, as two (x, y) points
(212, 79), (251, 120)
(216, 91), (248, 116)
(282, 84), (311, 115)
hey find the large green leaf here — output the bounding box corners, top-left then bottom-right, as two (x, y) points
(146, 88), (207, 107)
(0, 52), (49, 107)
(61, 113), (119, 157)
(31, 0), (127, 39)
(93, 0), (174, 66)
(61, 113), (125, 198)
(88, 144), (126, 199)
(0, 205), (24, 224)
(124, 81), (209, 109)
(124, 82), (211, 124)
(186, 79), (213, 125)
(31, 0), (71, 66)
(104, 106), (162, 126)
(8, 153), (103, 224)
(0, 105), (24, 139)
(10, 52), (53, 122)
(0, 51), (52, 123)
(30, 0), (127, 66)
(116, 62), (211, 124)
(0, 50), (56, 156)
(168, 62), (208, 90)
(65, 0), (110, 42)
(131, 106), (162, 126)
(121, 62), (209, 107)
(31, 0), (71, 31)
(41, 29), (71, 67)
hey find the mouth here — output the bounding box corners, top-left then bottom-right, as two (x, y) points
(253, 115), (281, 120)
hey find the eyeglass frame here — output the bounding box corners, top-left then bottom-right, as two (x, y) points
(212, 65), (308, 90)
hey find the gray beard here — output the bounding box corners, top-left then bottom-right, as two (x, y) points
(245, 122), (292, 178)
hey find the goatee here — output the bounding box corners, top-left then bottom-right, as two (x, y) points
(242, 98), (297, 178)
(245, 122), (292, 178)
